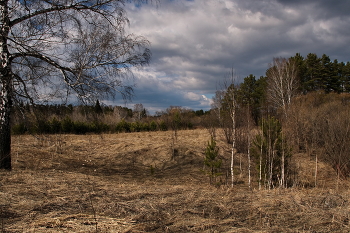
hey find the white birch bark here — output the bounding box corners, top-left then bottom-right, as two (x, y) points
(247, 105), (251, 189)
(281, 131), (285, 188)
(259, 120), (263, 190)
(0, 1), (12, 169)
(231, 96), (236, 188)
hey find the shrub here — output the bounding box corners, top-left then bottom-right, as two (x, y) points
(130, 122), (142, 132)
(37, 120), (51, 134)
(142, 122), (150, 131)
(12, 123), (27, 135)
(61, 117), (74, 133)
(73, 121), (90, 134)
(115, 120), (130, 133)
(50, 118), (62, 133)
(150, 121), (157, 131)
(93, 122), (110, 133)
(187, 122), (194, 129)
(158, 121), (168, 131)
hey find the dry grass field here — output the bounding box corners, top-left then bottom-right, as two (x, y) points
(1, 129), (350, 232)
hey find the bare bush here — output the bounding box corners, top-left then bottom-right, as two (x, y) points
(286, 93), (350, 184)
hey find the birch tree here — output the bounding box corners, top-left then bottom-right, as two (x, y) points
(266, 57), (298, 186)
(229, 83), (236, 188)
(133, 103), (146, 121)
(220, 69), (237, 187)
(211, 89), (225, 137)
(266, 57), (299, 118)
(0, 0), (152, 170)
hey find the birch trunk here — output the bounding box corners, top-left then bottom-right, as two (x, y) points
(0, 1), (12, 170)
(0, 79), (12, 170)
(259, 121), (263, 190)
(281, 131), (285, 188)
(259, 152), (262, 190)
(281, 144), (285, 188)
(247, 105), (251, 189)
(230, 87), (236, 188)
(231, 109), (235, 187)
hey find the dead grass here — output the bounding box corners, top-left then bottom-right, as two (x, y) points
(1, 129), (350, 232)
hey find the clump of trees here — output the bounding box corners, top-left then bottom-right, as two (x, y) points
(286, 93), (350, 183)
(292, 53), (350, 94)
(251, 116), (292, 189)
(208, 53), (350, 189)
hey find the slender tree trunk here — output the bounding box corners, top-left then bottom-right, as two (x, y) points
(269, 150), (273, 190)
(281, 131), (285, 188)
(0, 1), (12, 170)
(259, 151), (262, 190)
(267, 124), (272, 189)
(314, 153), (318, 187)
(247, 105), (251, 189)
(231, 95), (236, 188)
(281, 149), (285, 188)
(231, 133), (235, 187)
(0, 81), (12, 170)
(259, 122), (263, 190)
(239, 152), (242, 177)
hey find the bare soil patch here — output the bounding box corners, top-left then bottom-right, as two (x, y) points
(1, 129), (350, 232)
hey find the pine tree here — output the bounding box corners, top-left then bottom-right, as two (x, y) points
(203, 137), (222, 185)
(304, 53), (322, 92)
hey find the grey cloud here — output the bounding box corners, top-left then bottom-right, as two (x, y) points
(276, 0), (350, 18)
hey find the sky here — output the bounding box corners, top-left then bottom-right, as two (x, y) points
(109, 0), (350, 114)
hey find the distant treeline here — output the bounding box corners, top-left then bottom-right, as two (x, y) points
(11, 101), (208, 135)
(12, 117), (168, 135)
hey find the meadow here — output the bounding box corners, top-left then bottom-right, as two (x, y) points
(1, 129), (350, 232)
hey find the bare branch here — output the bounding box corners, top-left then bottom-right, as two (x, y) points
(10, 0), (122, 27)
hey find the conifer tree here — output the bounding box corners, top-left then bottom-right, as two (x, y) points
(203, 137), (222, 185)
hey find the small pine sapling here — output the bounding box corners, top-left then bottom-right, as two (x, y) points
(203, 137), (222, 185)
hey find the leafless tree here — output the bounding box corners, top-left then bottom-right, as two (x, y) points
(246, 104), (252, 189)
(266, 57), (299, 118)
(0, 0), (152, 170)
(320, 104), (350, 188)
(211, 89), (225, 128)
(133, 103), (145, 121)
(219, 68), (237, 187)
(266, 57), (299, 187)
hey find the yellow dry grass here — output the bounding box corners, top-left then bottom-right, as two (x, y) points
(1, 129), (350, 232)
